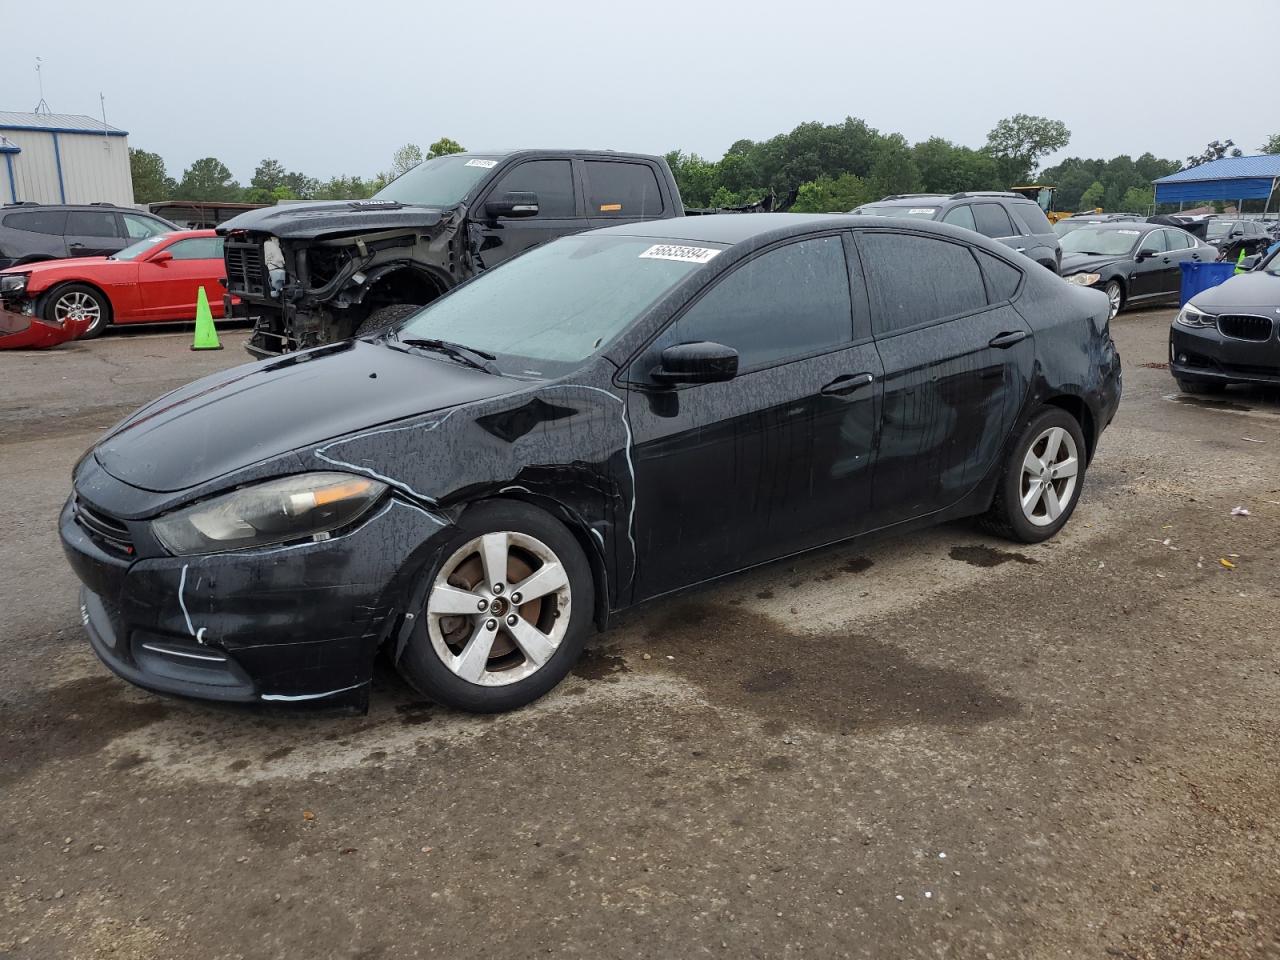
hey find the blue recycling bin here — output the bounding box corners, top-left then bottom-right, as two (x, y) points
(1179, 261), (1236, 306)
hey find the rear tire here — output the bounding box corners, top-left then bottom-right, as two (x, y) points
(981, 407), (1088, 544)
(354, 303), (423, 339)
(1175, 377), (1226, 395)
(44, 283), (111, 339)
(396, 500), (593, 713)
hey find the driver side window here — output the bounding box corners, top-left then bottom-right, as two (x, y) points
(488, 160), (576, 219)
(1140, 230), (1168, 254)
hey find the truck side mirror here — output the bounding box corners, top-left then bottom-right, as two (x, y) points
(484, 192), (539, 220)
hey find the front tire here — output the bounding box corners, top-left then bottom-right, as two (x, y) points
(396, 501), (593, 713)
(1103, 280), (1123, 321)
(982, 408), (1088, 544)
(354, 303), (423, 339)
(45, 283), (111, 339)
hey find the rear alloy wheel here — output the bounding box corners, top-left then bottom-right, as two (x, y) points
(397, 501), (592, 712)
(982, 408), (1087, 543)
(1103, 280), (1122, 321)
(46, 283), (110, 339)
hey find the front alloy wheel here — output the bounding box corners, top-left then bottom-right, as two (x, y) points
(1103, 280), (1122, 321)
(396, 501), (592, 712)
(427, 531), (571, 686)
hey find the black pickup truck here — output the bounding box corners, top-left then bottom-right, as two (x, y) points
(218, 150), (685, 356)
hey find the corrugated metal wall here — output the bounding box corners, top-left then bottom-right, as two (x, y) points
(0, 130), (134, 206)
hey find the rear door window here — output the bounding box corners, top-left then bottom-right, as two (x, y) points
(1010, 201), (1053, 235)
(3, 210), (67, 234)
(977, 250), (1023, 302)
(941, 205), (976, 232)
(585, 161), (665, 218)
(488, 160), (577, 218)
(66, 210), (119, 238)
(859, 232), (988, 336)
(972, 204), (1016, 239)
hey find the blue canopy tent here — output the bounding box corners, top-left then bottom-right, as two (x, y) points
(1154, 154), (1280, 211)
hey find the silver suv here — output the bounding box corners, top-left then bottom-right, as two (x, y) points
(851, 192), (1062, 273)
(0, 203), (176, 269)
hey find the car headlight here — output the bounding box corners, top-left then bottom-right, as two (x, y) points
(152, 472), (388, 555)
(0, 272), (29, 295)
(1065, 273), (1102, 286)
(1175, 305), (1215, 328)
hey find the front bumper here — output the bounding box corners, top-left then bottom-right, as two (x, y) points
(0, 299), (90, 349)
(60, 491), (451, 704)
(1169, 322), (1280, 386)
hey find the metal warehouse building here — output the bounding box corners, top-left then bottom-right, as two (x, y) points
(0, 111), (134, 207)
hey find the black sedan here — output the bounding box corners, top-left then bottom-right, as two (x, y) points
(1170, 249), (1280, 393)
(1204, 218), (1274, 262)
(61, 215), (1121, 713)
(1060, 221), (1217, 320)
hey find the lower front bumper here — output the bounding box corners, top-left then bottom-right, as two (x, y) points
(1169, 324), (1280, 386)
(0, 301), (90, 349)
(62, 493), (453, 704)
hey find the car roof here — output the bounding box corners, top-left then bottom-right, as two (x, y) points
(453, 149), (667, 163)
(589, 212), (1000, 249)
(1067, 221), (1156, 232)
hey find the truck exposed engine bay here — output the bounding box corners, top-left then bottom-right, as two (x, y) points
(218, 150), (689, 357)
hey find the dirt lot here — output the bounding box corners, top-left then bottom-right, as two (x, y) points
(2, 312), (1278, 960)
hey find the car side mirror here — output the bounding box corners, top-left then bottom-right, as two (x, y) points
(1240, 254), (1261, 270)
(651, 341), (739, 385)
(484, 192), (539, 220)
(150, 250), (173, 265)
(1135, 248), (1156, 261)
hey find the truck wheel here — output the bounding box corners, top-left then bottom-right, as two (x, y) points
(354, 303), (423, 339)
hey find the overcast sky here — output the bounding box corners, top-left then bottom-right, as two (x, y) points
(2, 0), (1272, 184)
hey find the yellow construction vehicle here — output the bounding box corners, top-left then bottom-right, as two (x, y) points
(1009, 185), (1070, 223)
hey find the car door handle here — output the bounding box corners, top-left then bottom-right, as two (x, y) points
(68, 242), (85, 249)
(820, 372), (875, 396)
(989, 330), (1028, 349)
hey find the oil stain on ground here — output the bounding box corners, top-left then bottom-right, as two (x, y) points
(639, 602), (1020, 735)
(949, 545), (1039, 568)
(572, 646), (631, 682)
(0, 675), (171, 787)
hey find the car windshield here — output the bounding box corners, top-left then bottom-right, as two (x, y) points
(109, 235), (171, 260)
(1059, 227), (1141, 256)
(855, 204), (939, 218)
(1264, 249), (1280, 275)
(392, 234), (722, 377)
(1054, 220), (1103, 237)
(1206, 221), (1238, 239)
(372, 154), (505, 207)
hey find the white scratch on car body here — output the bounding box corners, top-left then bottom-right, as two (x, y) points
(560, 385), (635, 584)
(260, 681), (368, 702)
(312, 411), (459, 504)
(177, 564), (196, 638)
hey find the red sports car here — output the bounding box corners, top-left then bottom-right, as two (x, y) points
(0, 229), (230, 348)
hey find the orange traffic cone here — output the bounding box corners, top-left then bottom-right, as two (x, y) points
(191, 285), (222, 350)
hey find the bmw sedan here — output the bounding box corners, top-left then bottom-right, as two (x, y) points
(1170, 248), (1280, 393)
(61, 214), (1121, 713)
(1060, 221), (1216, 320)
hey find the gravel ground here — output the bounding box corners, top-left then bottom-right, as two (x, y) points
(1, 311), (1278, 960)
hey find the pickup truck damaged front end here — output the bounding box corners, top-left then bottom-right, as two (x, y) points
(219, 200), (471, 357)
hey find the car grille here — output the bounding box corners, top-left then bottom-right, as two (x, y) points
(1216, 314), (1274, 342)
(74, 498), (134, 556)
(224, 240), (267, 298)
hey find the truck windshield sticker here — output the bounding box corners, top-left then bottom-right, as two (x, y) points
(465, 158), (498, 168)
(639, 244), (721, 264)
(599, 203), (622, 212)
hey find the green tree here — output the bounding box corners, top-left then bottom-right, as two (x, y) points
(912, 137), (1000, 194)
(1185, 139), (1242, 168)
(426, 137), (465, 159)
(866, 134), (922, 198)
(665, 150), (721, 207)
(1079, 180), (1106, 211)
(312, 175), (380, 200)
(251, 158), (288, 193)
(984, 114), (1071, 185)
(175, 157), (241, 201)
(390, 143), (424, 178)
(129, 148), (177, 204)
(1119, 185), (1154, 213)
(1261, 133), (1280, 154)
(791, 173), (873, 212)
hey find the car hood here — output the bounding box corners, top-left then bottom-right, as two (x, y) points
(94, 339), (522, 493)
(1, 256), (114, 277)
(1060, 252), (1128, 275)
(216, 200), (451, 240)
(1189, 271), (1280, 314)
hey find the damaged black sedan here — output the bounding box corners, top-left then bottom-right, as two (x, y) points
(62, 215), (1120, 713)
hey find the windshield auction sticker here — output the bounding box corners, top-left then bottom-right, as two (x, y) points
(465, 158), (498, 168)
(639, 244), (721, 264)
(1117, 229), (1141, 235)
